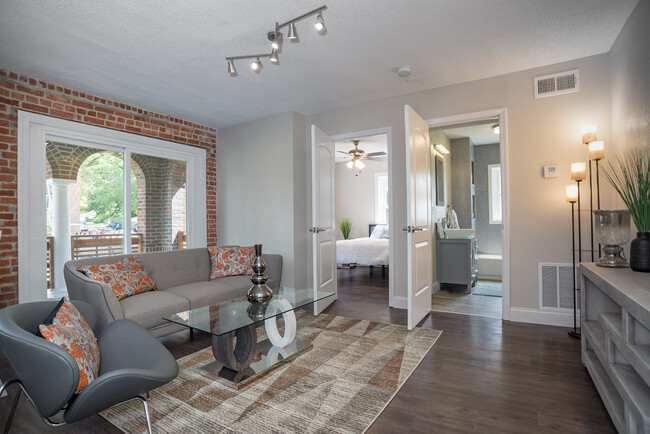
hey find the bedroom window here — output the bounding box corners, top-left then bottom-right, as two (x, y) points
(488, 164), (502, 224)
(375, 172), (389, 224)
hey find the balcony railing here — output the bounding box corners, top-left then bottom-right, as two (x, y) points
(70, 233), (144, 259)
(47, 232), (187, 288)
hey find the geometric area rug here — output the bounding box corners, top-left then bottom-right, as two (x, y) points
(101, 312), (441, 433)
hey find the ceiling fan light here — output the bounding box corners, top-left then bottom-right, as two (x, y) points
(270, 49), (279, 64)
(314, 12), (325, 32)
(288, 22), (298, 40)
(346, 160), (354, 169)
(227, 59), (237, 75)
(355, 160), (365, 169)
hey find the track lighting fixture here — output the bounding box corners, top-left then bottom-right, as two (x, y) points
(270, 49), (279, 64)
(227, 59), (237, 76)
(226, 5), (327, 77)
(314, 12), (325, 32)
(269, 31), (283, 51)
(287, 22), (298, 40)
(251, 57), (262, 72)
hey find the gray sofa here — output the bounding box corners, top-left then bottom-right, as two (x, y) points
(64, 247), (282, 337)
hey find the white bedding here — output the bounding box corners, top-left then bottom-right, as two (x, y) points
(336, 237), (389, 266)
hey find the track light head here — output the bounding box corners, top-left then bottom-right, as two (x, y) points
(288, 22), (298, 40)
(227, 59), (237, 76)
(268, 30), (283, 50)
(270, 49), (279, 64)
(314, 12), (325, 32)
(251, 58), (262, 72)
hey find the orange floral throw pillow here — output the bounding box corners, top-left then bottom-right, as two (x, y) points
(38, 298), (100, 393)
(78, 256), (156, 301)
(208, 246), (255, 280)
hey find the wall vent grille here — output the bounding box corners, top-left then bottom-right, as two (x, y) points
(539, 263), (580, 311)
(534, 70), (579, 98)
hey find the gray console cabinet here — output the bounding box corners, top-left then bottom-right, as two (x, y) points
(581, 263), (650, 433)
(436, 238), (478, 292)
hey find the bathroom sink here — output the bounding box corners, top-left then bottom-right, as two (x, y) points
(444, 229), (476, 239)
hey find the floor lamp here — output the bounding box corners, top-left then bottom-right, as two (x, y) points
(588, 140), (605, 258)
(566, 184), (580, 338)
(582, 126), (597, 261)
(569, 163), (586, 339)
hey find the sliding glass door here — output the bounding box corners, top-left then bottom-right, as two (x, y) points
(19, 112), (207, 303)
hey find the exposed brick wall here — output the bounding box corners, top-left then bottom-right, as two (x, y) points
(0, 69), (217, 308)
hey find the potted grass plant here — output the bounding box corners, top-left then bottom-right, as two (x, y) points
(339, 218), (352, 240)
(602, 148), (650, 272)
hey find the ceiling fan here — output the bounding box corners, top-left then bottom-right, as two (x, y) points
(337, 139), (386, 169)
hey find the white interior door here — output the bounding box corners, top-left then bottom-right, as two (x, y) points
(404, 106), (432, 329)
(311, 125), (337, 314)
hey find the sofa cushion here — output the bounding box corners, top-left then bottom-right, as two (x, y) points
(137, 248), (211, 291)
(164, 281), (242, 309)
(120, 291), (189, 330)
(208, 246), (255, 280)
(78, 257), (156, 301)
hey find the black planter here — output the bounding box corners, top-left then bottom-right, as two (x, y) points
(630, 232), (650, 272)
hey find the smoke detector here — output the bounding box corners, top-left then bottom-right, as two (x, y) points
(397, 66), (412, 77)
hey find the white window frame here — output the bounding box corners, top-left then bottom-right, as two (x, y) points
(488, 164), (502, 224)
(374, 172), (389, 225)
(17, 111), (207, 303)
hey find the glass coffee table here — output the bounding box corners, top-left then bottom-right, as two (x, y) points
(163, 287), (334, 388)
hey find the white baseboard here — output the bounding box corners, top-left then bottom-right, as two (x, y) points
(390, 295), (408, 309)
(509, 308), (580, 327)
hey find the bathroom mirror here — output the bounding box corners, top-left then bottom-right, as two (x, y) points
(435, 155), (445, 206)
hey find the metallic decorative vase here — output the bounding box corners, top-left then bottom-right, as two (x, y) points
(594, 210), (630, 268)
(246, 244), (273, 304)
(630, 232), (650, 272)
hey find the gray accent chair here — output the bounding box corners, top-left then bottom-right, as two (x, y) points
(0, 300), (179, 433)
(64, 247), (283, 337)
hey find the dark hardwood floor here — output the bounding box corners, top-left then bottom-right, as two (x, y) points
(0, 267), (614, 433)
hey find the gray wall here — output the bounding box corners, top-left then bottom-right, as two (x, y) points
(217, 111), (308, 288)
(611, 0), (650, 221)
(475, 143), (502, 254)
(307, 52), (615, 311)
(450, 137), (474, 229)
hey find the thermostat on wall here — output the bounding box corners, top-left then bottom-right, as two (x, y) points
(543, 165), (559, 178)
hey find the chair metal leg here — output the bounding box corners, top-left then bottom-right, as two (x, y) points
(3, 387), (21, 434)
(138, 396), (152, 434)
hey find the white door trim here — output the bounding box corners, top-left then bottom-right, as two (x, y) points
(425, 108), (511, 321)
(330, 127), (394, 307)
(17, 111), (207, 303)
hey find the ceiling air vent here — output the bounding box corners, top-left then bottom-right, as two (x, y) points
(534, 69), (579, 98)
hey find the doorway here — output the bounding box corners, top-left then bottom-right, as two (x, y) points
(426, 109), (510, 319)
(330, 129), (393, 306)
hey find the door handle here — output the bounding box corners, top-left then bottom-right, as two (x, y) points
(402, 226), (424, 233)
(309, 227), (326, 233)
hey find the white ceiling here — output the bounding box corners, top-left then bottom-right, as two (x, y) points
(439, 120), (501, 146)
(0, 0), (638, 129)
(335, 134), (387, 162)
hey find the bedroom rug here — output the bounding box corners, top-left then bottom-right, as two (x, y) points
(471, 280), (502, 297)
(101, 312), (440, 433)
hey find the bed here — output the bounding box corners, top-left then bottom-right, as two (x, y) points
(336, 224), (389, 266)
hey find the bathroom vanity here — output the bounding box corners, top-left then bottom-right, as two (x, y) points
(437, 237), (478, 292)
